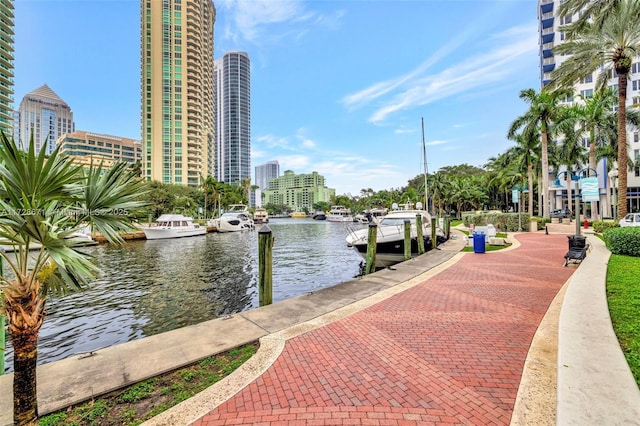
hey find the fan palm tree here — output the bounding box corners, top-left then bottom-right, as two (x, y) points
(550, 0), (640, 218)
(508, 88), (573, 218)
(0, 132), (146, 425)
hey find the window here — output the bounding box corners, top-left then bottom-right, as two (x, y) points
(580, 89), (593, 98)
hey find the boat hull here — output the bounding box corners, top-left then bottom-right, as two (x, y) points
(142, 228), (206, 240)
(350, 236), (432, 268)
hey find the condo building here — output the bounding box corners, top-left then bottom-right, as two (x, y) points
(263, 170), (335, 212)
(538, 0), (640, 215)
(214, 51), (251, 186)
(17, 84), (74, 154)
(141, 0), (216, 186)
(0, 0), (13, 135)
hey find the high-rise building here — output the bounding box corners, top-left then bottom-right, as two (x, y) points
(141, 0), (216, 186)
(18, 84), (74, 154)
(214, 51), (251, 186)
(255, 160), (280, 190)
(537, 0), (640, 215)
(0, 0), (14, 136)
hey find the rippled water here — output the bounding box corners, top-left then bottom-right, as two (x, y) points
(3, 218), (366, 372)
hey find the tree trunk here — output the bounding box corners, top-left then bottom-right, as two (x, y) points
(541, 124), (550, 219)
(12, 330), (39, 425)
(528, 163), (534, 216)
(589, 128), (599, 220)
(617, 72), (628, 218)
(4, 279), (45, 426)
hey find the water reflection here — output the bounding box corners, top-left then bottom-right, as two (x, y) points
(3, 219), (364, 372)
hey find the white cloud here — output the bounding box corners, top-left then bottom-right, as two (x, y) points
(342, 21), (538, 124)
(217, 0), (343, 45)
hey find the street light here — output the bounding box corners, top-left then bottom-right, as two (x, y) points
(550, 167), (598, 236)
(608, 168), (618, 220)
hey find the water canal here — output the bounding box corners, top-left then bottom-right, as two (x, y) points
(3, 218), (367, 373)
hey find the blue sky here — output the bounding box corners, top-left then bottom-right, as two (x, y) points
(14, 0), (540, 196)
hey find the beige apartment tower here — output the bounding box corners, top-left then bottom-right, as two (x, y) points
(140, 0), (215, 186)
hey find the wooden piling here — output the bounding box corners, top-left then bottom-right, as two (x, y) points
(258, 225), (274, 306)
(416, 214), (425, 255)
(404, 219), (411, 260)
(365, 223), (378, 275)
(431, 217), (437, 249)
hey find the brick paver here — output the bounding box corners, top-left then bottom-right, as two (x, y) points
(193, 233), (574, 425)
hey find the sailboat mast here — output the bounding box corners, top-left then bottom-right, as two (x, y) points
(421, 117), (429, 213)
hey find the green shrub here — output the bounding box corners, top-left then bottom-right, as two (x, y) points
(604, 227), (640, 257)
(593, 220), (619, 233)
(462, 212), (531, 232)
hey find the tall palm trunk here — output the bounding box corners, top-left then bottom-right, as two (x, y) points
(617, 71), (628, 218)
(541, 124), (550, 218)
(5, 278), (45, 425)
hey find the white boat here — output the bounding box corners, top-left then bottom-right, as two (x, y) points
(253, 207), (269, 224)
(354, 208), (388, 224)
(0, 226), (96, 252)
(212, 204), (255, 233)
(345, 203), (445, 268)
(326, 205), (352, 222)
(142, 214), (206, 240)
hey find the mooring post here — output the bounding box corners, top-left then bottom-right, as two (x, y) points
(365, 223), (377, 274)
(416, 214), (425, 255)
(431, 217), (437, 249)
(258, 225), (274, 306)
(404, 219), (411, 260)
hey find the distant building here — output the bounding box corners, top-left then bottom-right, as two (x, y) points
(255, 160), (280, 190)
(18, 84), (74, 154)
(57, 131), (142, 165)
(0, 0), (14, 136)
(263, 170), (335, 212)
(214, 51), (251, 185)
(141, 0), (216, 186)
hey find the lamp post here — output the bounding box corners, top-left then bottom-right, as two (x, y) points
(608, 168), (618, 220)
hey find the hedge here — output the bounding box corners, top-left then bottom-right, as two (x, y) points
(604, 227), (640, 257)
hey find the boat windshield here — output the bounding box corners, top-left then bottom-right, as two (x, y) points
(380, 217), (415, 226)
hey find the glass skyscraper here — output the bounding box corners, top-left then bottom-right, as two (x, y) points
(214, 51), (251, 186)
(0, 0), (14, 136)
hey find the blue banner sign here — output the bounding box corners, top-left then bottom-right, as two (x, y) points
(580, 177), (599, 202)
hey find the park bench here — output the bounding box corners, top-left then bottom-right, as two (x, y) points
(564, 235), (589, 267)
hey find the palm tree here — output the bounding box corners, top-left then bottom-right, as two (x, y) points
(0, 132), (146, 425)
(551, 0), (640, 218)
(507, 131), (540, 215)
(199, 174), (217, 219)
(508, 88), (573, 218)
(556, 128), (589, 219)
(558, 0), (622, 34)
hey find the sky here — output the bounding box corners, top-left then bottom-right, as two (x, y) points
(13, 0), (541, 196)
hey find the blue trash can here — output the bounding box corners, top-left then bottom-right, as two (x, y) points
(473, 232), (486, 253)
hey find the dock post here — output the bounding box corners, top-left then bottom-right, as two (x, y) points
(431, 217), (437, 249)
(365, 223), (378, 275)
(416, 214), (425, 254)
(258, 225), (274, 306)
(404, 219), (411, 260)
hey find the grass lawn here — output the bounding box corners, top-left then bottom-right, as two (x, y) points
(607, 254), (640, 385)
(39, 343), (258, 426)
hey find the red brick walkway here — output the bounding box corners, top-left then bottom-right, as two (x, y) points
(193, 233), (575, 425)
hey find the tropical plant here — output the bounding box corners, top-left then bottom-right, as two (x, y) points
(551, 0), (640, 218)
(558, 0), (622, 34)
(0, 132), (146, 425)
(508, 88), (574, 218)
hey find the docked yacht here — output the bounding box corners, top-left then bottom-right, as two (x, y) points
(345, 203), (445, 268)
(326, 205), (352, 222)
(354, 208), (388, 224)
(253, 207), (269, 224)
(212, 204), (255, 233)
(142, 214), (206, 240)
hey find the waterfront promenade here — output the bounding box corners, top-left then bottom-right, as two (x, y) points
(1, 224), (639, 425)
